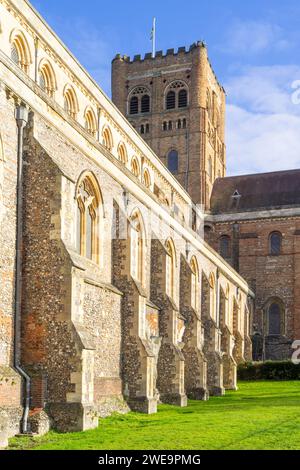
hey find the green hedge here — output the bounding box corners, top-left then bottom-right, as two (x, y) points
(238, 361), (300, 381)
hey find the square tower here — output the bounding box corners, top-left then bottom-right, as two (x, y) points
(112, 42), (226, 209)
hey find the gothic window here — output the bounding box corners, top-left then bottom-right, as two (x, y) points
(166, 91), (176, 110)
(102, 126), (113, 151)
(219, 235), (231, 259)
(143, 168), (151, 188)
(128, 86), (151, 115)
(131, 157), (140, 177)
(178, 89), (188, 108)
(182, 118), (187, 129)
(269, 231), (282, 256)
(130, 212), (145, 284)
(167, 150), (178, 173)
(117, 142), (128, 164)
(76, 173), (101, 263)
(267, 301), (284, 336)
(177, 119), (182, 129)
(39, 60), (56, 98)
(64, 85), (79, 119)
(10, 31), (31, 74)
(130, 96), (139, 115)
(163, 121), (168, 131)
(141, 94), (150, 113)
(141, 124), (145, 134)
(190, 256), (199, 310)
(84, 108), (97, 137)
(166, 239), (176, 299)
(168, 121), (173, 131)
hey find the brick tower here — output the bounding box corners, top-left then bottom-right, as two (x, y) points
(112, 41), (226, 209)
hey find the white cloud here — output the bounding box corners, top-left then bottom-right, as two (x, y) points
(226, 65), (300, 175)
(220, 19), (290, 55)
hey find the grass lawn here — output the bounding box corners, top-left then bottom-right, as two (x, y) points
(8, 381), (300, 450)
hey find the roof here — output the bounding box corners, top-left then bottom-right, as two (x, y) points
(210, 169), (300, 214)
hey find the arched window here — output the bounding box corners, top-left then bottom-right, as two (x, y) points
(219, 235), (231, 259)
(39, 60), (56, 98)
(131, 157), (140, 177)
(76, 173), (102, 263)
(10, 30), (31, 74)
(168, 121), (173, 131)
(166, 91), (176, 110)
(140, 124), (145, 135)
(267, 301), (284, 336)
(167, 150), (179, 173)
(84, 108), (97, 137)
(165, 81), (189, 110)
(163, 121), (168, 131)
(166, 239), (176, 299)
(117, 142), (128, 164)
(64, 85), (79, 119)
(102, 126), (113, 151)
(130, 211), (145, 284)
(130, 96), (139, 115)
(190, 257), (199, 310)
(145, 123), (150, 133)
(128, 86), (151, 115)
(177, 119), (182, 129)
(269, 232), (282, 256)
(178, 89), (188, 108)
(143, 168), (151, 188)
(182, 118), (187, 129)
(141, 94), (150, 113)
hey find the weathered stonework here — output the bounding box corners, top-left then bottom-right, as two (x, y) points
(0, 0), (253, 446)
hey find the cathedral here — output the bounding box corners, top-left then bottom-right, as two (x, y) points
(0, 0), (294, 448)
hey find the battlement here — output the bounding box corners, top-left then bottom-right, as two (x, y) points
(113, 41), (206, 64)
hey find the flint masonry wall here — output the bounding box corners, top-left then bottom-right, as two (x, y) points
(0, 87), (23, 445)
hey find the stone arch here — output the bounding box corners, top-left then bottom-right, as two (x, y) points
(75, 171), (104, 264)
(84, 107), (98, 137)
(63, 84), (79, 119)
(38, 58), (57, 98)
(117, 142), (128, 164)
(130, 156), (140, 178)
(142, 168), (151, 189)
(263, 297), (285, 336)
(101, 125), (113, 151)
(129, 207), (147, 286)
(10, 29), (32, 73)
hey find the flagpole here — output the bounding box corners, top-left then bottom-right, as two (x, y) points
(152, 17), (156, 58)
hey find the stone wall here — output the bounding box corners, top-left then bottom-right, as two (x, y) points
(205, 217), (298, 360)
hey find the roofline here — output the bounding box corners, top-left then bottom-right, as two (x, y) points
(222, 168), (300, 182)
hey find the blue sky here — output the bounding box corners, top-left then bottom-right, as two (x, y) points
(30, 0), (300, 176)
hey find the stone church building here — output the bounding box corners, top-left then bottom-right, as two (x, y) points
(0, 0), (295, 447)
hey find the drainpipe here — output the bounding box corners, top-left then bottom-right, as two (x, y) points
(14, 104), (31, 434)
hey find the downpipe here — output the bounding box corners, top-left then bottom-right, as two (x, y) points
(14, 104), (31, 434)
